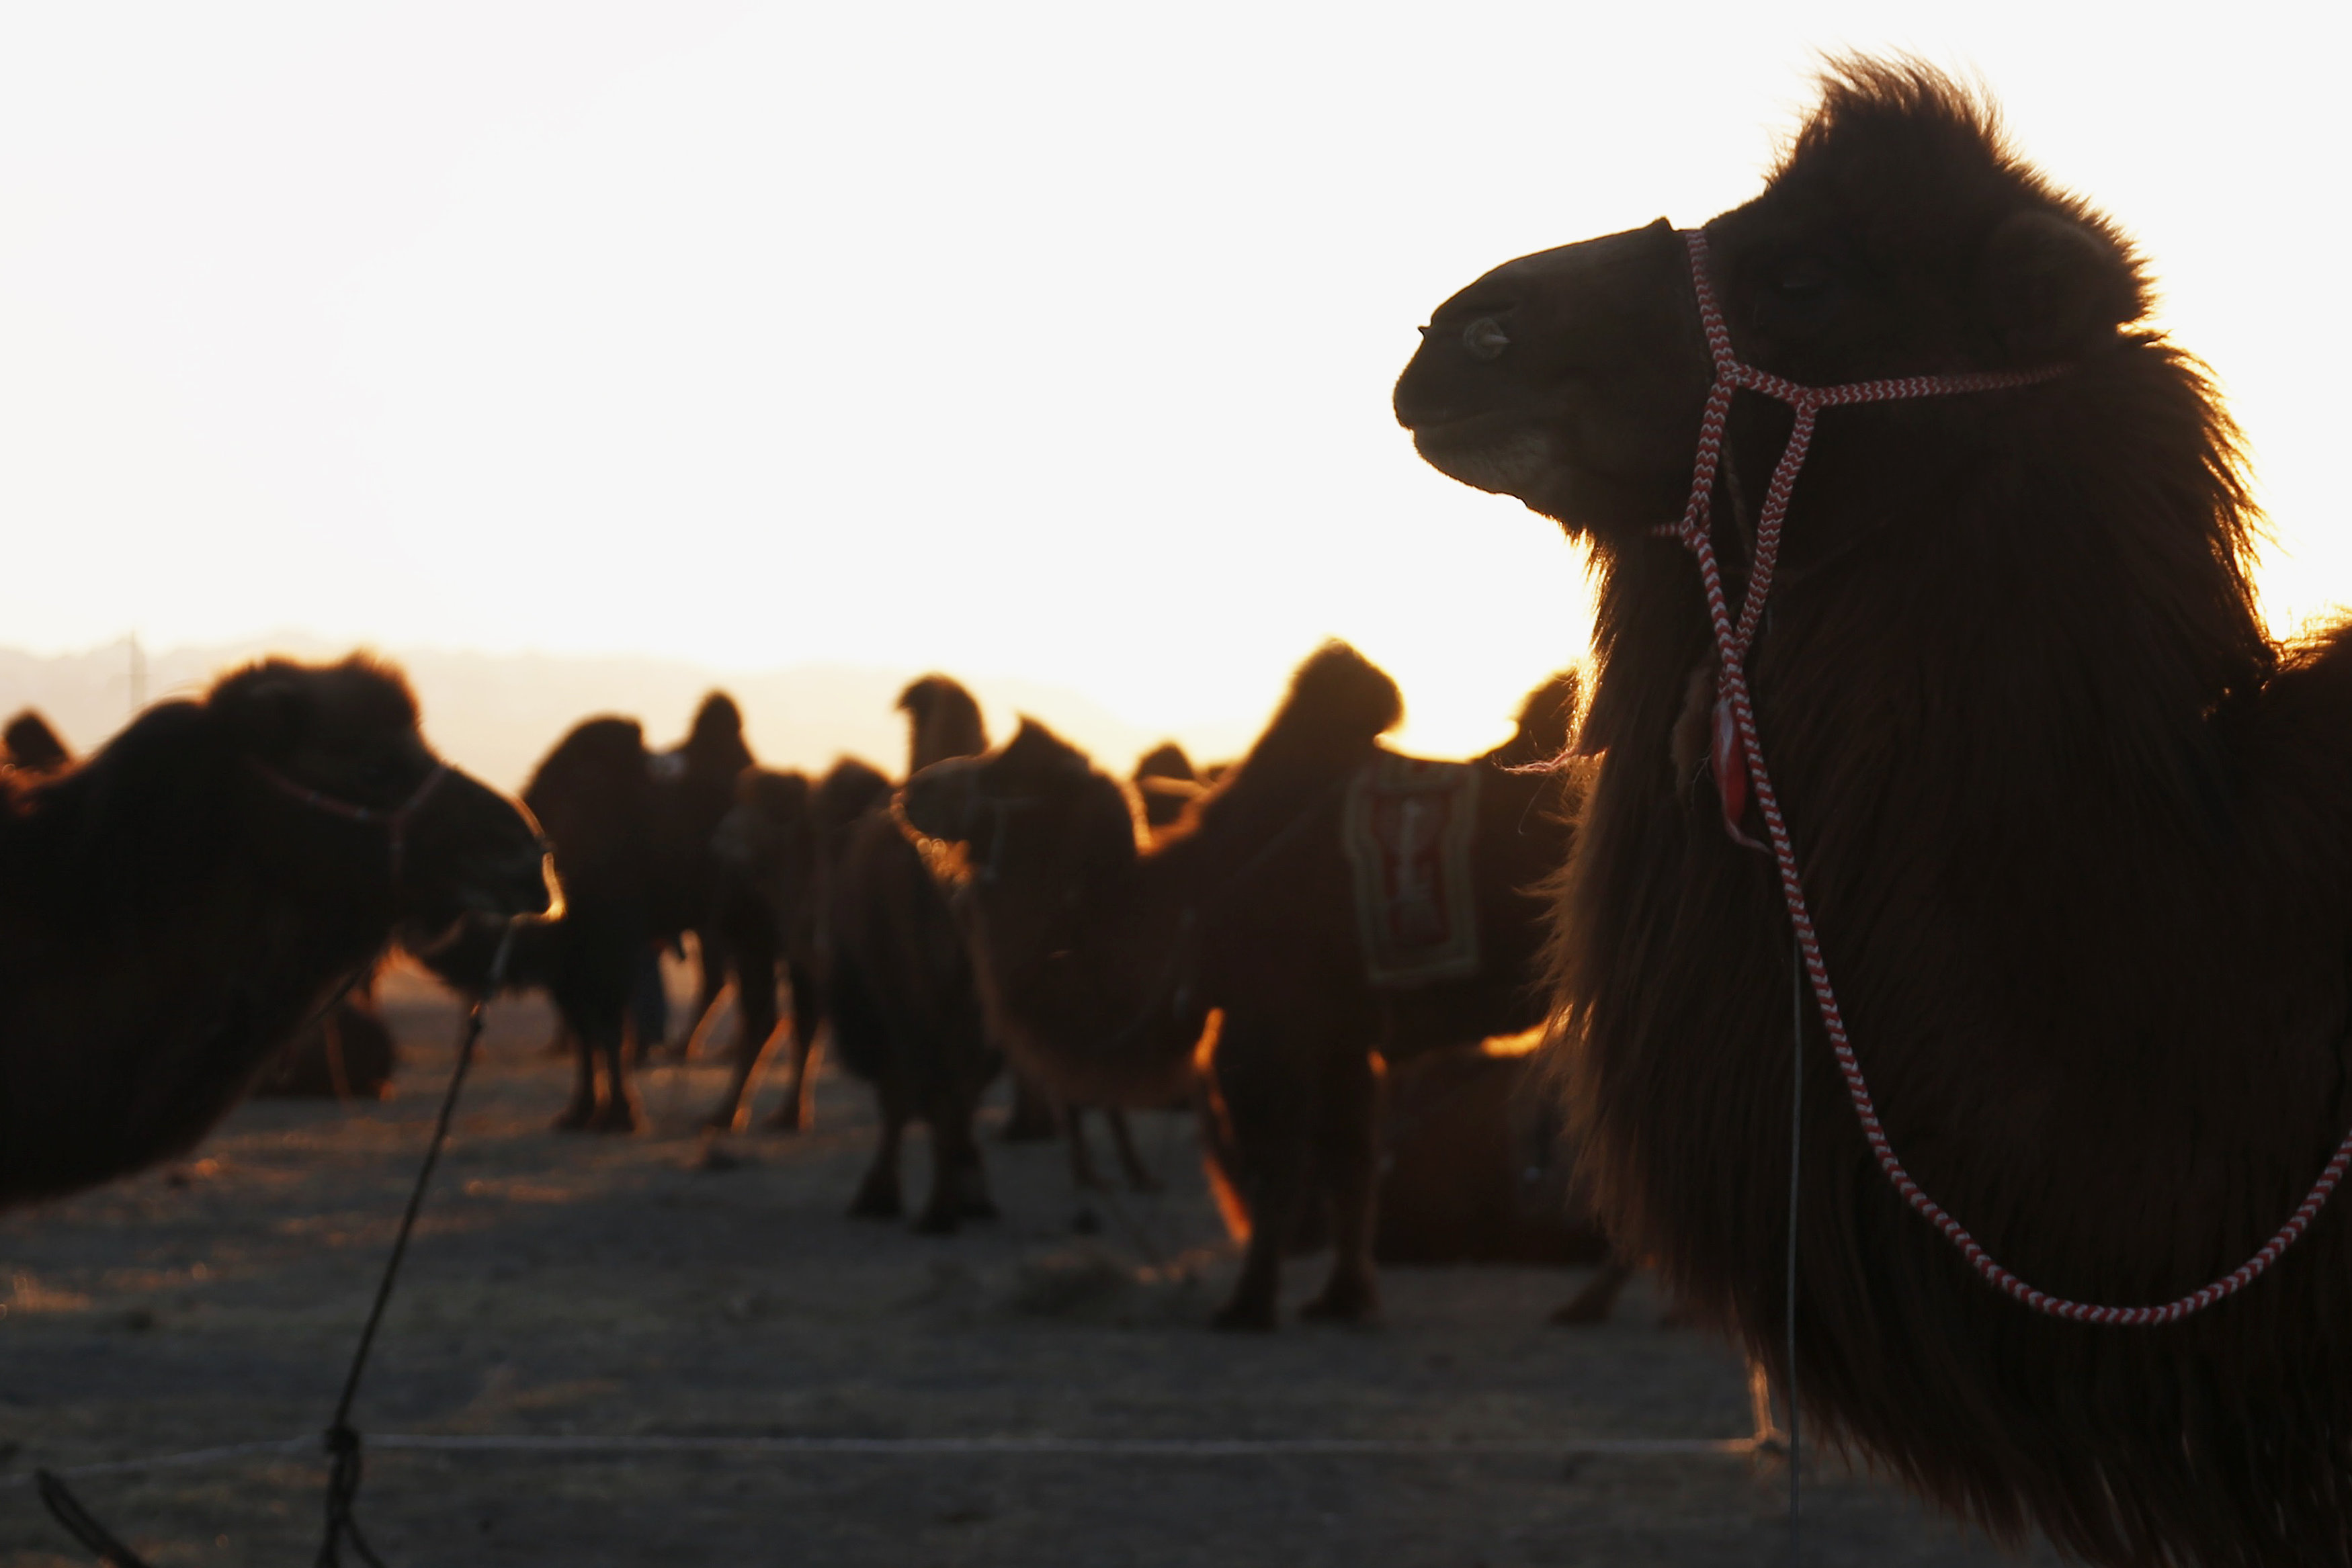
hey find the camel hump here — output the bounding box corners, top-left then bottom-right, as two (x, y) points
(3, 709), (71, 773)
(682, 690), (755, 775)
(527, 716), (648, 799)
(815, 756), (892, 832)
(1134, 742), (1197, 783)
(1484, 669), (1583, 769)
(735, 766), (812, 819)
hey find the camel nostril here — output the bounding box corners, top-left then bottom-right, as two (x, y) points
(1463, 317), (1510, 361)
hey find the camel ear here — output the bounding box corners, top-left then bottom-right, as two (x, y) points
(216, 670), (312, 758)
(1978, 210), (2140, 359)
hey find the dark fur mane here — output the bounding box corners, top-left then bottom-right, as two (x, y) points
(1538, 62), (2345, 1565)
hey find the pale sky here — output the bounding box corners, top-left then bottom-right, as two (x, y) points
(1, 3), (2343, 758)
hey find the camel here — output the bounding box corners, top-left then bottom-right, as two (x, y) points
(0, 655), (549, 1205)
(642, 692), (757, 1056)
(1194, 1033), (1634, 1323)
(902, 644), (1583, 1327)
(419, 716), (659, 1131)
(1392, 58), (2352, 1565)
(701, 677), (1001, 1231)
(1040, 742), (1211, 1209)
(702, 763), (866, 1132)
(253, 975), (397, 1100)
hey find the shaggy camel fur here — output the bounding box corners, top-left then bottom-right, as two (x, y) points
(1395, 58), (2352, 1566)
(902, 644), (1583, 1326)
(0, 656), (548, 1204)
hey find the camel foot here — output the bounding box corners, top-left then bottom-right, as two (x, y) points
(1299, 1280), (1382, 1326)
(911, 1206), (963, 1237)
(587, 1100), (641, 1134)
(550, 1101), (595, 1132)
(1551, 1263), (1635, 1327)
(848, 1176), (902, 1220)
(761, 1101), (807, 1134)
(1549, 1295), (1615, 1326)
(1210, 1297), (1279, 1333)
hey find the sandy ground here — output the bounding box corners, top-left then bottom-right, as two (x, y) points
(0, 971), (2061, 1568)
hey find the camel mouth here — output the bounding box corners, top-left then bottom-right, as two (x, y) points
(1406, 412), (1581, 522)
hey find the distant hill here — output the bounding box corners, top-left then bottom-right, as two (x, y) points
(0, 636), (1258, 791)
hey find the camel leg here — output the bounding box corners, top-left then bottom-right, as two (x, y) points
(1550, 1254), (1637, 1326)
(848, 1086), (908, 1219)
(703, 945), (780, 1131)
(1106, 1108), (1161, 1193)
(1300, 1050), (1382, 1325)
(760, 967), (825, 1133)
(681, 922), (729, 1059)
(628, 945), (675, 1059)
(1065, 1102), (1110, 1192)
(1002, 1069), (1060, 1142)
(1210, 1024), (1309, 1332)
(552, 1006), (599, 1131)
(587, 1019), (640, 1133)
(915, 1080), (997, 1235)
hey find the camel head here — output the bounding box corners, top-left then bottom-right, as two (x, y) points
(212, 655), (554, 947)
(1394, 60), (2148, 558)
(3, 709), (72, 776)
(900, 720), (1142, 901)
(898, 674), (990, 776)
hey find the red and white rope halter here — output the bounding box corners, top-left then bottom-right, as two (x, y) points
(1666, 226), (2352, 1325)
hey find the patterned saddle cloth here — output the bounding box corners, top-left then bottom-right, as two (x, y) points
(1341, 750), (1482, 988)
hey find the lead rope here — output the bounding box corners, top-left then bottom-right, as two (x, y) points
(1785, 930), (1802, 1565)
(1669, 226), (2352, 1324)
(314, 920), (515, 1567)
(33, 928), (515, 1568)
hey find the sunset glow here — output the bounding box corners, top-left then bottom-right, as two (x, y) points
(1, 3), (2343, 765)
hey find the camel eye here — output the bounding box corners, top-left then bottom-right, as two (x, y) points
(1775, 263), (1835, 298)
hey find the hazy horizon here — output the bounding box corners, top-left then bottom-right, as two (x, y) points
(0, 631), (1302, 792)
(3, 4), (2345, 758)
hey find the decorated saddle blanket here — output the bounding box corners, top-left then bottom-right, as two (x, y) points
(1342, 750), (1482, 988)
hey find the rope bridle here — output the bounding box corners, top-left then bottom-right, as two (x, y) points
(1663, 226), (2352, 1325)
(250, 760), (450, 891)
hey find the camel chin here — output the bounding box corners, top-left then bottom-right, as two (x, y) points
(1410, 421), (1556, 501)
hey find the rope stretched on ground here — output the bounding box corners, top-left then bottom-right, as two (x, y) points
(38, 953), (505, 1568)
(311, 985), (497, 1568)
(18, 1428), (1761, 1487)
